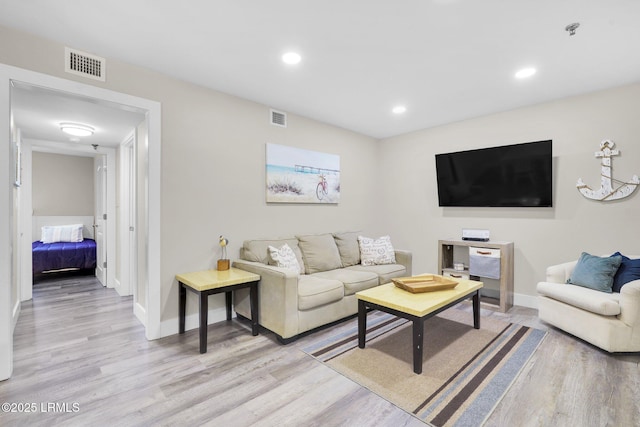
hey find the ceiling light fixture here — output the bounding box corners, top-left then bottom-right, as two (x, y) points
(282, 52), (301, 65)
(392, 105), (407, 114)
(515, 68), (537, 79)
(60, 122), (94, 137)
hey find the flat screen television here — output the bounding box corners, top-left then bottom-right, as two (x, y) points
(435, 140), (553, 207)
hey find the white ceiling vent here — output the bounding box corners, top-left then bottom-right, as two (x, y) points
(270, 109), (287, 128)
(65, 47), (106, 81)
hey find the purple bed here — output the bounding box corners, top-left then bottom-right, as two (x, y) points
(32, 239), (97, 275)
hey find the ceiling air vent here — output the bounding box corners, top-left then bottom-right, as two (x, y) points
(270, 109), (287, 128)
(65, 47), (106, 81)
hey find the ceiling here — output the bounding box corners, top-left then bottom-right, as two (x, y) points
(11, 83), (145, 152)
(2, 0), (640, 140)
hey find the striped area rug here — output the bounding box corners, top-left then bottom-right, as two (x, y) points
(302, 308), (546, 426)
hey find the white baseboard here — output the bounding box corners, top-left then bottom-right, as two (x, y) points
(134, 301), (146, 326)
(11, 299), (20, 331)
(514, 292), (538, 309)
(160, 306), (231, 338)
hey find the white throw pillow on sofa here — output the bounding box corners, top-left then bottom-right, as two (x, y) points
(358, 235), (396, 266)
(268, 243), (303, 274)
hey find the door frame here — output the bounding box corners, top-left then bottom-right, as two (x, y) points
(0, 63), (162, 381)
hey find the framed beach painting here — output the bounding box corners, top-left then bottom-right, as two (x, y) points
(266, 143), (340, 204)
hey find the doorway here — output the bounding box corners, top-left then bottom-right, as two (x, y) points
(0, 64), (162, 381)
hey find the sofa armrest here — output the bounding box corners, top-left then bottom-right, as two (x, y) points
(395, 250), (412, 276)
(232, 259), (301, 339)
(545, 260), (578, 284)
(618, 280), (640, 327)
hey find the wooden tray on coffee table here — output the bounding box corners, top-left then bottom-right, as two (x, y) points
(392, 274), (459, 293)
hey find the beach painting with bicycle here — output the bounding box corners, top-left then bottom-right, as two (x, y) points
(266, 143), (340, 203)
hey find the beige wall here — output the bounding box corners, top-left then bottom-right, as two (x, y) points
(379, 83), (640, 303)
(0, 25), (380, 327)
(32, 152), (94, 215)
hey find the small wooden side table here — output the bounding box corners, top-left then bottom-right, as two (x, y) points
(176, 267), (260, 353)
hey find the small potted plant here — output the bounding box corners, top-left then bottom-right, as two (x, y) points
(217, 235), (230, 271)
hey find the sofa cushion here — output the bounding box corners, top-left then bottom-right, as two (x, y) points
(358, 235), (397, 266)
(611, 252), (640, 293)
(268, 243), (301, 274)
(296, 233), (343, 274)
(333, 231), (361, 267)
(311, 268), (378, 296)
(346, 263), (406, 285)
(242, 238), (305, 274)
(566, 252), (622, 293)
(297, 275), (344, 311)
(537, 282), (621, 316)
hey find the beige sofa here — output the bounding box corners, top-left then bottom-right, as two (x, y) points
(537, 255), (640, 352)
(233, 232), (412, 343)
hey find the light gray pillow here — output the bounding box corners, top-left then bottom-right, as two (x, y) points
(296, 233), (343, 274)
(333, 231), (361, 267)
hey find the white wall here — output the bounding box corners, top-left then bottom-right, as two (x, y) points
(378, 83), (640, 305)
(32, 152), (94, 215)
(0, 25), (380, 334)
(2, 22), (638, 332)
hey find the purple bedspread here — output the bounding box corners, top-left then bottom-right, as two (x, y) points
(32, 239), (97, 274)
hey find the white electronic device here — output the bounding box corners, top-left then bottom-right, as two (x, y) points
(462, 228), (490, 242)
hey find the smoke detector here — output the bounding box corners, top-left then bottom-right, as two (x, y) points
(565, 22), (580, 36)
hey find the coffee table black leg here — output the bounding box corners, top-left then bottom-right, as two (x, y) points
(473, 290), (481, 329)
(358, 299), (367, 348)
(179, 283), (186, 334)
(199, 291), (208, 354)
(249, 282), (259, 336)
(413, 318), (423, 374)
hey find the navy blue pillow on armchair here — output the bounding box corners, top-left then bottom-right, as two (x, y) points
(566, 252), (622, 293)
(611, 252), (640, 293)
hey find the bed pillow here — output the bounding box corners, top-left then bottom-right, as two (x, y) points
(358, 235), (396, 266)
(41, 224), (84, 244)
(611, 252), (640, 293)
(566, 252), (621, 293)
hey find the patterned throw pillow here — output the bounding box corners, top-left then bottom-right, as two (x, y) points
(358, 235), (396, 266)
(268, 243), (302, 274)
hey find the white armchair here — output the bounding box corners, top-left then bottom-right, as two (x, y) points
(537, 256), (640, 352)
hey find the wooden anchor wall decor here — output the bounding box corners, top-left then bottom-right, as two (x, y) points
(576, 139), (639, 201)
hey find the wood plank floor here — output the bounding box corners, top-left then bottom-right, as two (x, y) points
(1, 275), (639, 426)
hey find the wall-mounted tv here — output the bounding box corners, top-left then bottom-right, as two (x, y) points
(435, 140), (553, 207)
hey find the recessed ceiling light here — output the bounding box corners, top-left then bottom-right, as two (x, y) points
(282, 52), (301, 65)
(60, 122), (94, 137)
(515, 67), (537, 79)
(392, 105), (407, 114)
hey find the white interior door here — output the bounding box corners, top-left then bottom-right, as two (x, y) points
(119, 134), (137, 296)
(128, 141), (137, 298)
(95, 155), (107, 286)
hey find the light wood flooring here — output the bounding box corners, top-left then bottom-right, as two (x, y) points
(1, 275), (639, 427)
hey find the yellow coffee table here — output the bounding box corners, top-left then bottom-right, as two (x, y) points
(357, 276), (483, 374)
(176, 268), (260, 353)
